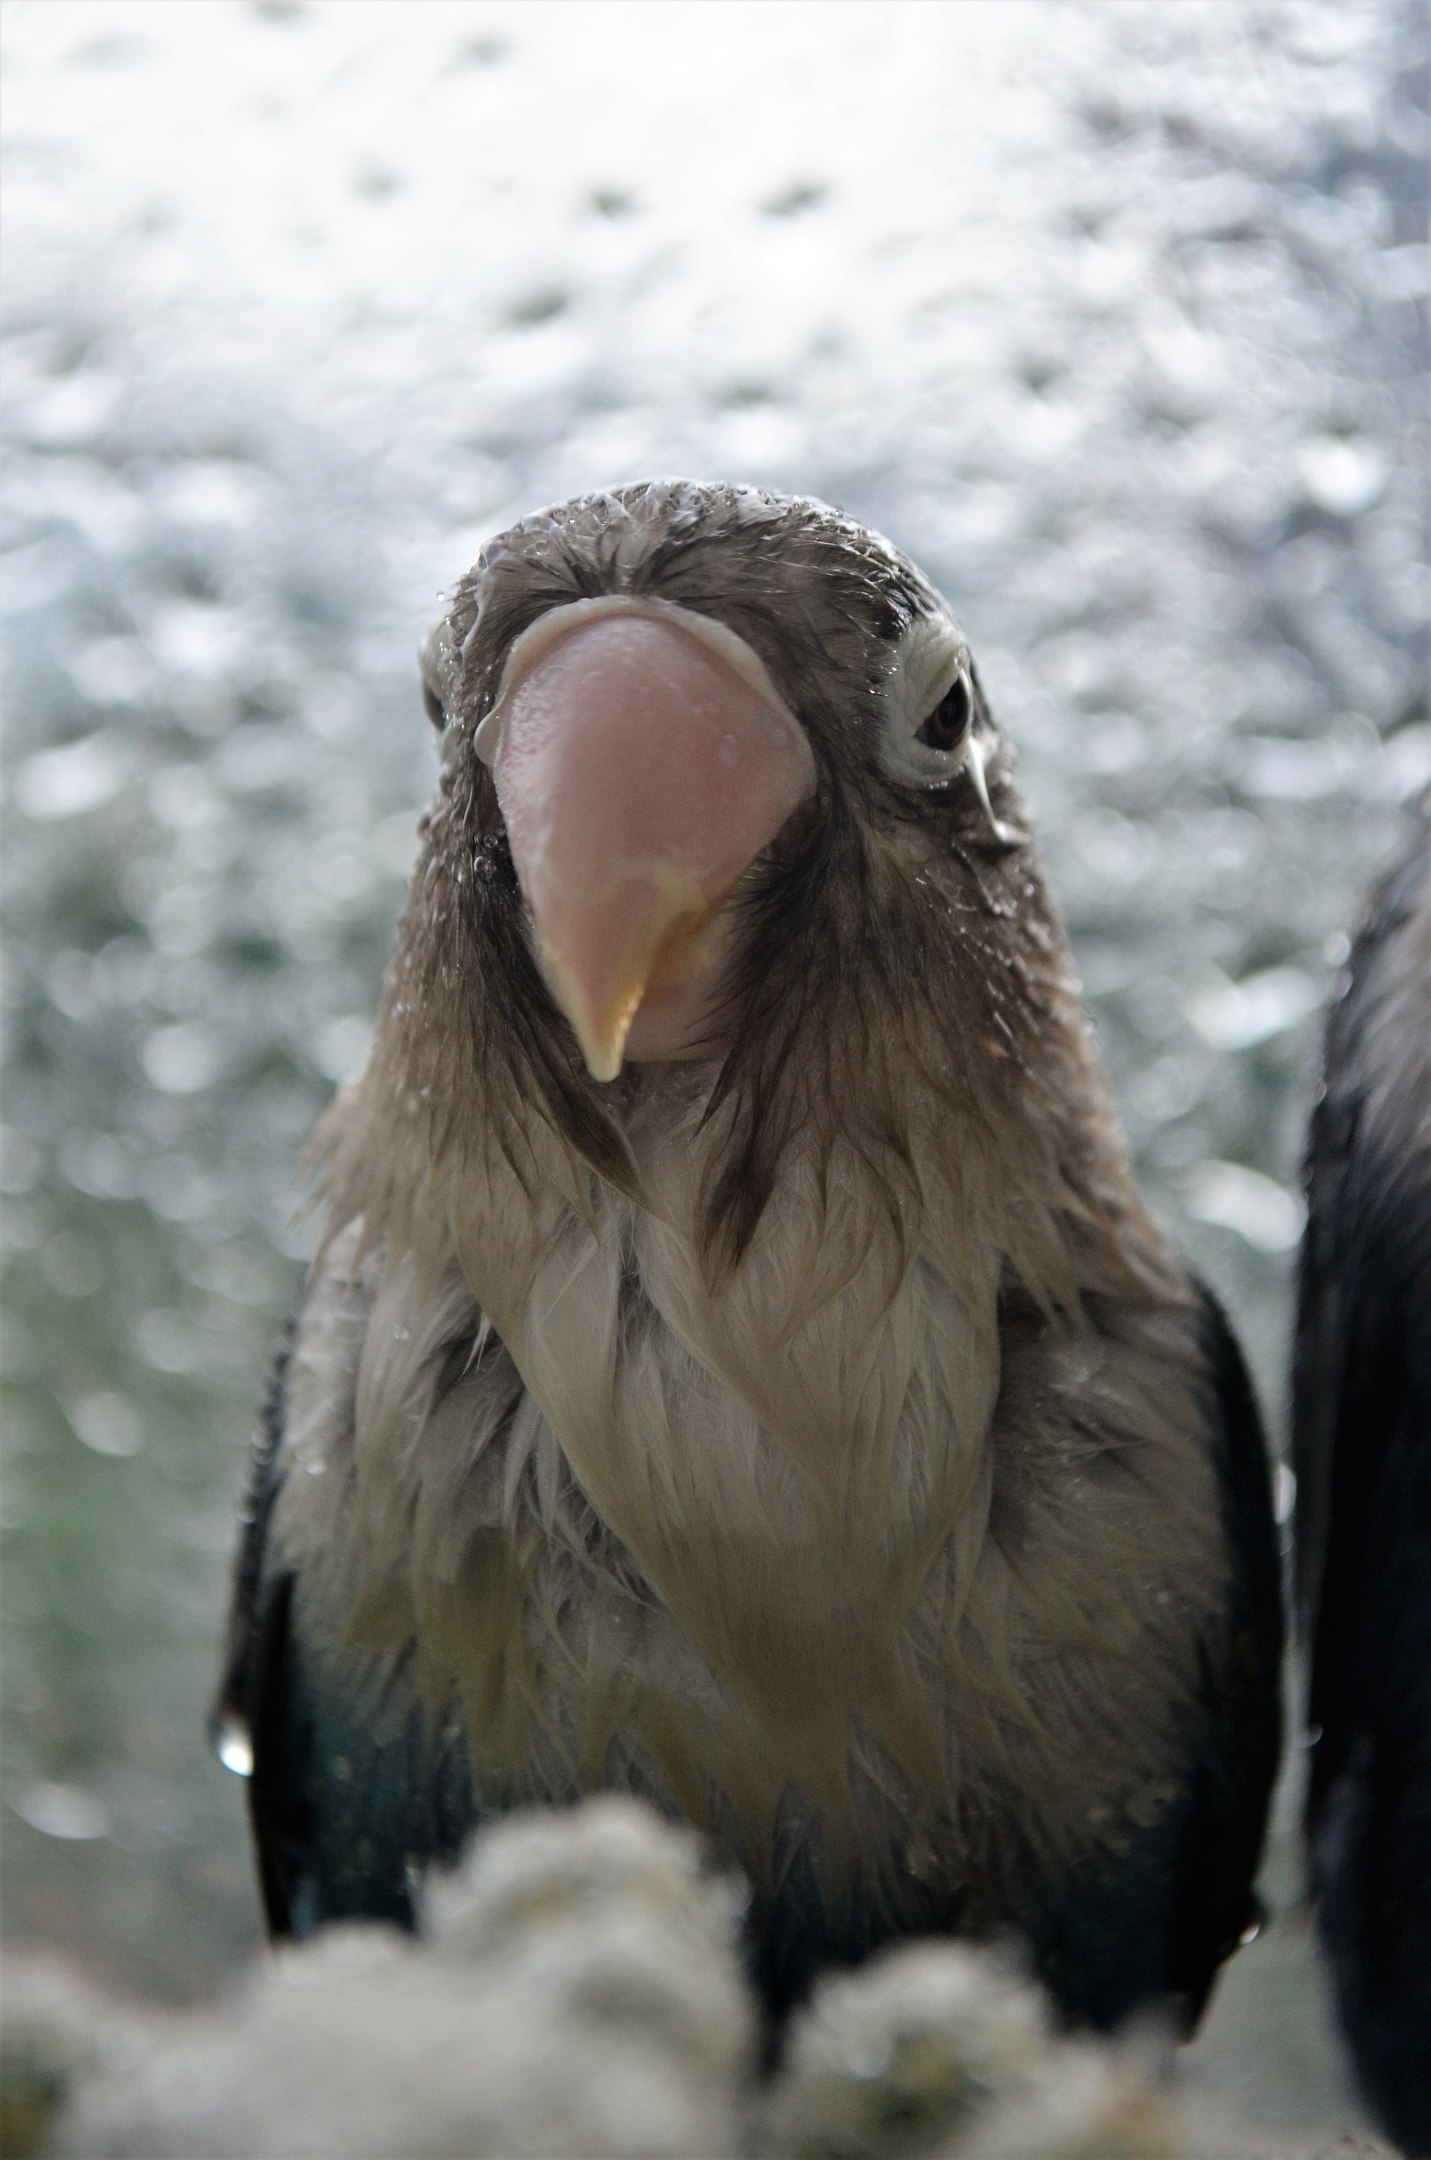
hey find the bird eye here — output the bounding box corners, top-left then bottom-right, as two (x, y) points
(915, 673), (971, 755)
(877, 616), (975, 789)
(421, 680), (445, 728)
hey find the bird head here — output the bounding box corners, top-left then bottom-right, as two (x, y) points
(419, 479), (1019, 1089)
(326, 480), (1154, 1298)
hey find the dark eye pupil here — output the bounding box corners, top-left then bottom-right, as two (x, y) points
(915, 673), (970, 753)
(421, 680), (445, 728)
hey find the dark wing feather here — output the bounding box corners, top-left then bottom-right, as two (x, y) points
(1163, 1281), (1284, 2017)
(1294, 812), (1431, 2155)
(212, 1321), (476, 1938)
(1019, 1280), (1282, 2033)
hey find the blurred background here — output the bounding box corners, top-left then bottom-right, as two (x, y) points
(1, 0), (1425, 2141)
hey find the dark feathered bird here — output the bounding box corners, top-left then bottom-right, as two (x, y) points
(215, 480), (1281, 2030)
(1294, 801), (1430, 2156)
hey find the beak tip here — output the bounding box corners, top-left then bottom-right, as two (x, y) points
(583, 1042), (625, 1084)
(543, 949), (636, 1083)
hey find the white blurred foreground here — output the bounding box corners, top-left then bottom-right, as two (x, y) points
(0, 1798), (1390, 2159)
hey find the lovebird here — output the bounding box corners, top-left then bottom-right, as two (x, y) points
(215, 480), (1282, 2031)
(1295, 801), (1430, 2155)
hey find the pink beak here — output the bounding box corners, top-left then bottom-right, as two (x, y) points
(482, 599), (816, 1080)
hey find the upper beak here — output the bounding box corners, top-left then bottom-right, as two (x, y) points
(482, 599), (815, 1081)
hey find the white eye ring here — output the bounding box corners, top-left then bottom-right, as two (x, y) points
(878, 615), (973, 786)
